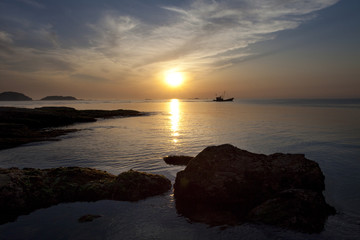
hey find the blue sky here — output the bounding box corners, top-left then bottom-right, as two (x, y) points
(0, 0), (359, 99)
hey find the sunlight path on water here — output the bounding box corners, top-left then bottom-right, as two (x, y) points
(169, 99), (180, 144)
(0, 99), (360, 239)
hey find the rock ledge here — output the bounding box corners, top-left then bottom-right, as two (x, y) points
(0, 167), (171, 224)
(0, 107), (147, 150)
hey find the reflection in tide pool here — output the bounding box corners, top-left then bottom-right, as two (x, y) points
(169, 99), (180, 144)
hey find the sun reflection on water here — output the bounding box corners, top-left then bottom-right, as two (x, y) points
(169, 99), (180, 144)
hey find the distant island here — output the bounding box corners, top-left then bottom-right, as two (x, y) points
(0, 92), (32, 101)
(41, 96), (78, 101)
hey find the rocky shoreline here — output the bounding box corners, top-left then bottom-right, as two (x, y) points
(0, 145), (336, 233)
(0, 108), (336, 234)
(0, 106), (147, 150)
(0, 167), (171, 224)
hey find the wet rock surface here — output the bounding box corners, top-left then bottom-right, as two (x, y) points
(0, 167), (171, 224)
(174, 144), (335, 233)
(0, 107), (146, 150)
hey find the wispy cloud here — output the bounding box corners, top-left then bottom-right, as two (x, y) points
(0, 47), (76, 73)
(0, 31), (13, 44)
(87, 0), (339, 74)
(71, 73), (110, 83)
(0, 0), (339, 83)
(0, 31), (14, 55)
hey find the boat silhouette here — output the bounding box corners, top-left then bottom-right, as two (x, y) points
(213, 92), (234, 102)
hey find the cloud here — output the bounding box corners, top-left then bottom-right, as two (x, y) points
(88, 0), (339, 74)
(0, 0), (340, 84)
(0, 31), (15, 54)
(88, 15), (141, 61)
(71, 74), (110, 83)
(0, 31), (13, 44)
(0, 46), (75, 73)
(34, 24), (60, 48)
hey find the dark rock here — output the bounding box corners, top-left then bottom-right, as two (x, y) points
(78, 214), (102, 223)
(174, 144), (335, 233)
(163, 155), (193, 166)
(0, 92), (32, 101)
(0, 107), (147, 150)
(112, 170), (173, 201)
(247, 189), (336, 233)
(0, 167), (171, 224)
(41, 96), (77, 101)
(0, 107), (144, 129)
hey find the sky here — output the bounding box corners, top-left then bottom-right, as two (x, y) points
(0, 0), (359, 100)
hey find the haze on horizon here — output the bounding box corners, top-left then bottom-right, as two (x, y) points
(0, 0), (359, 100)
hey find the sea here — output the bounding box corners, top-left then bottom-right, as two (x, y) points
(0, 98), (359, 240)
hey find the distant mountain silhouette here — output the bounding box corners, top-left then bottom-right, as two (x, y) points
(0, 92), (32, 101)
(41, 96), (78, 101)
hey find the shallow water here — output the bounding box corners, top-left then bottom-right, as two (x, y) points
(0, 99), (360, 239)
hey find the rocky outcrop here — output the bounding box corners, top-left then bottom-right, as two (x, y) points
(0, 167), (171, 224)
(174, 144), (335, 233)
(41, 96), (77, 100)
(163, 155), (193, 166)
(0, 107), (147, 150)
(0, 92), (32, 101)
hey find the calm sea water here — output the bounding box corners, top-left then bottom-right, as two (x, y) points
(0, 99), (359, 240)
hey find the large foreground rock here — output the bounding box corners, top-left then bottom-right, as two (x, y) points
(174, 144), (335, 233)
(0, 167), (171, 224)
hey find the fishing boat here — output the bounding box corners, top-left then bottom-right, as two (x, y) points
(213, 92), (234, 102)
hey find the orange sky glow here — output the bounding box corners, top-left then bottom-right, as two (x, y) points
(0, 0), (359, 100)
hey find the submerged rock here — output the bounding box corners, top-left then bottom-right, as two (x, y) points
(0, 167), (171, 224)
(174, 144), (335, 233)
(163, 155), (193, 166)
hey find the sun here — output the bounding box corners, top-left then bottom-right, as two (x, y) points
(165, 71), (183, 87)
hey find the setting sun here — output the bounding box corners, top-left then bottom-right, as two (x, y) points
(165, 71), (183, 87)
